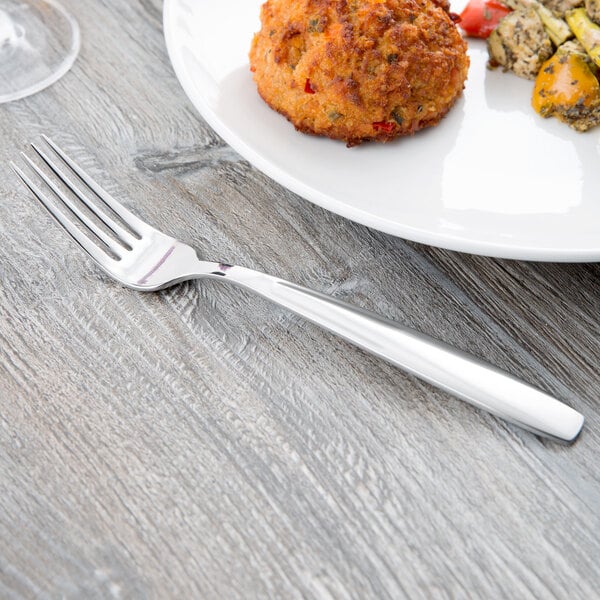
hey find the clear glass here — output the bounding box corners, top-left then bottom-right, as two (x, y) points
(0, 0), (80, 103)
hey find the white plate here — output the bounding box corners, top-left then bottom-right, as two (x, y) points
(164, 0), (600, 261)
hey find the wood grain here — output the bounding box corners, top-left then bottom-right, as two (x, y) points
(1, 0), (599, 598)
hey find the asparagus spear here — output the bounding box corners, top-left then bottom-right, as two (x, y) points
(566, 7), (600, 66)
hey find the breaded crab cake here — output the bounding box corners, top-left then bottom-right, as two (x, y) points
(249, 0), (469, 146)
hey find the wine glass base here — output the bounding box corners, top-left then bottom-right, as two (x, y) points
(0, 0), (80, 103)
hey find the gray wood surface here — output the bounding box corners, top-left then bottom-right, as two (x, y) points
(1, 1), (599, 598)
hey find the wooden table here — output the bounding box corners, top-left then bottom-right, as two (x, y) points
(1, 1), (599, 597)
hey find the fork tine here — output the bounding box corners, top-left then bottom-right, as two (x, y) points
(11, 162), (117, 269)
(20, 152), (126, 258)
(31, 142), (137, 249)
(41, 135), (147, 235)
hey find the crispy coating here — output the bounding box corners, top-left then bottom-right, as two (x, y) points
(249, 0), (469, 145)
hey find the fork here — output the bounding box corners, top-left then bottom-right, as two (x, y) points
(12, 136), (584, 443)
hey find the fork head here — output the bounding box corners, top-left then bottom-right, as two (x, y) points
(12, 136), (216, 291)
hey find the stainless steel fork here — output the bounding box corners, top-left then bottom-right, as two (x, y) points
(12, 136), (585, 443)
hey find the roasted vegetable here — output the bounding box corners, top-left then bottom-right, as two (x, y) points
(532, 40), (600, 130)
(507, 0), (573, 45)
(537, 4), (573, 43)
(488, 8), (554, 78)
(585, 0), (600, 23)
(566, 7), (600, 65)
(539, 0), (584, 18)
(459, 0), (512, 38)
(481, 0), (600, 130)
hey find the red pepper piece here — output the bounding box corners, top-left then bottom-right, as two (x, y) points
(458, 0), (511, 38)
(372, 121), (395, 133)
(304, 78), (316, 94)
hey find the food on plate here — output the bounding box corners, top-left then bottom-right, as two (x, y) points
(459, 0), (600, 130)
(532, 40), (600, 129)
(566, 7), (600, 65)
(249, 0), (469, 146)
(458, 0), (512, 38)
(542, 0), (582, 15)
(509, 0), (573, 46)
(487, 7), (554, 79)
(586, 0), (600, 22)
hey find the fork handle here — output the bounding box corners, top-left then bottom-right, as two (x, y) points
(216, 265), (584, 442)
